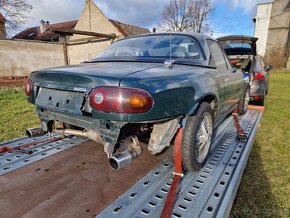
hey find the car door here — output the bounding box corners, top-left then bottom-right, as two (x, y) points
(207, 40), (244, 117)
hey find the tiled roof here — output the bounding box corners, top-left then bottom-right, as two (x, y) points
(0, 12), (5, 21)
(13, 20), (78, 41)
(285, 0), (290, 11)
(109, 19), (150, 37)
(13, 18), (150, 41)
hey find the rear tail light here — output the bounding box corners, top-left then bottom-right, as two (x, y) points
(254, 72), (264, 80)
(252, 96), (262, 100)
(25, 79), (32, 96)
(90, 87), (153, 113)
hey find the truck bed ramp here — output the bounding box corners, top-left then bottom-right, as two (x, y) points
(97, 109), (262, 218)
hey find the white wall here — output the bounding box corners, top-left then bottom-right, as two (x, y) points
(254, 3), (272, 56)
(0, 39), (64, 76)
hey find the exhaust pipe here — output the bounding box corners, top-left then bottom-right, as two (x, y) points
(26, 128), (46, 138)
(54, 129), (87, 137)
(109, 136), (142, 170)
(53, 128), (103, 144)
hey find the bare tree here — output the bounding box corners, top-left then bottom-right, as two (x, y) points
(158, 0), (190, 32)
(158, 0), (213, 33)
(188, 0), (213, 33)
(0, 0), (32, 35)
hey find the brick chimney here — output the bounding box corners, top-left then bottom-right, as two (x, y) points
(0, 12), (6, 38)
(40, 19), (46, 33)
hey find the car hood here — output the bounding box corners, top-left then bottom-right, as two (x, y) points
(30, 62), (163, 89)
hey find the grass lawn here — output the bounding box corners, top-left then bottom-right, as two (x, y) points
(231, 71), (290, 217)
(0, 88), (39, 142)
(0, 72), (289, 217)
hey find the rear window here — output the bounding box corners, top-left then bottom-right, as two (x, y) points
(222, 43), (252, 56)
(94, 34), (203, 61)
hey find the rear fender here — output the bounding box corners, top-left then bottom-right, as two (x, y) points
(187, 93), (218, 117)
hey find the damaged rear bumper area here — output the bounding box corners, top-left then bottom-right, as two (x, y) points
(32, 86), (181, 169)
(36, 107), (180, 169)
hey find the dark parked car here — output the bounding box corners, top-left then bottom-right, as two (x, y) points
(217, 35), (271, 106)
(26, 33), (249, 171)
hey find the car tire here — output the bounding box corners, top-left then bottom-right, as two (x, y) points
(238, 86), (250, 115)
(167, 103), (214, 171)
(182, 102), (214, 171)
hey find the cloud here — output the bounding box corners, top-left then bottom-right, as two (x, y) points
(209, 0), (273, 37)
(22, 0), (266, 38)
(26, 0), (84, 27)
(215, 0), (272, 16)
(96, 0), (167, 29)
(25, 0), (167, 30)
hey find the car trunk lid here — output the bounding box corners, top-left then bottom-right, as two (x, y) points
(217, 35), (258, 56)
(30, 62), (162, 90)
(31, 62), (162, 114)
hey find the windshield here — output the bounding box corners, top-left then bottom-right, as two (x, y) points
(92, 34), (203, 61)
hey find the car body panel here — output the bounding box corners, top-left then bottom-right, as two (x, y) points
(250, 78), (267, 96)
(119, 64), (226, 121)
(27, 33), (246, 148)
(250, 57), (270, 99)
(29, 64), (224, 122)
(30, 62), (164, 88)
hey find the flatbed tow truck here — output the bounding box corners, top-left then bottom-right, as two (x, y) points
(0, 106), (263, 217)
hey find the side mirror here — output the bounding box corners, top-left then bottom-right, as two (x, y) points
(232, 68), (237, 73)
(264, 65), (273, 71)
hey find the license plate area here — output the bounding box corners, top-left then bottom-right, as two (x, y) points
(36, 87), (85, 114)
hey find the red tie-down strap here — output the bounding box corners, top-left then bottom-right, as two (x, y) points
(160, 128), (184, 218)
(232, 107), (248, 139)
(0, 136), (63, 154)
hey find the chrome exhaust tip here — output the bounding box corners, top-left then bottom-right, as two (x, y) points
(26, 128), (46, 138)
(109, 136), (143, 170)
(109, 149), (141, 170)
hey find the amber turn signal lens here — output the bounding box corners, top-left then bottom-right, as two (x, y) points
(129, 94), (148, 108)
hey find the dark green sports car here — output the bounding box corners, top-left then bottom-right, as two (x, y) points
(26, 33), (249, 171)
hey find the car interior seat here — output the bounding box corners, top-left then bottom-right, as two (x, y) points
(172, 47), (188, 57)
(188, 44), (200, 59)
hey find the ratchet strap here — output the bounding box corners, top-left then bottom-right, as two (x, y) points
(160, 128), (184, 218)
(0, 136), (63, 154)
(232, 107), (248, 139)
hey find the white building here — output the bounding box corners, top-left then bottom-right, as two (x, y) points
(254, 0), (290, 59)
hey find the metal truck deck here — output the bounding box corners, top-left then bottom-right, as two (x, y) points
(0, 108), (263, 217)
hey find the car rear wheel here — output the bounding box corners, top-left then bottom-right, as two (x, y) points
(167, 102), (214, 172)
(238, 86), (250, 115)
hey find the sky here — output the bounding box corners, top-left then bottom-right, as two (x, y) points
(24, 0), (272, 39)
